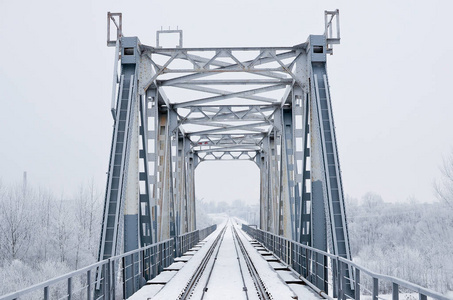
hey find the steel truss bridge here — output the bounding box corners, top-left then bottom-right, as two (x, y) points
(0, 10), (450, 300)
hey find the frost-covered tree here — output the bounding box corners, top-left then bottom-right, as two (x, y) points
(435, 150), (453, 207)
(52, 195), (73, 263)
(73, 180), (102, 268)
(348, 194), (453, 294)
(195, 198), (215, 229)
(0, 183), (35, 260)
(361, 191), (384, 211)
(0, 179), (104, 296)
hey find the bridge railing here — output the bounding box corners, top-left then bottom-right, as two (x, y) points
(0, 225), (217, 300)
(242, 225), (450, 300)
(199, 224), (217, 241)
(175, 224), (217, 257)
(175, 230), (199, 258)
(120, 238), (175, 297)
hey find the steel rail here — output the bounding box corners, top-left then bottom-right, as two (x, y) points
(231, 223), (250, 300)
(199, 223), (229, 300)
(199, 219), (253, 300)
(178, 225), (228, 299)
(232, 225), (272, 300)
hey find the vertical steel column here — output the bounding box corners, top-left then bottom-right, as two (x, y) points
(265, 137), (273, 232)
(97, 36), (144, 298)
(187, 152), (197, 230)
(257, 152), (265, 229)
(299, 94), (311, 245)
(269, 129), (281, 235)
(308, 35), (330, 292)
(120, 38), (142, 299)
(98, 42), (137, 261)
(308, 34), (352, 294)
(176, 136), (186, 234)
(259, 138), (270, 231)
(138, 94), (155, 246)
(273, 108), (285, 236)
(282, 107), (296, 240)
(183, 137), (195, 231)
(291, 88), (304, 243)
(137, 40), (162, 247)
(145, 87), (159, 242)
(168, 109), (178, 238)
(123, 76), (140, 297)
(123, 78), (140, 247)
(294, 50), (312, 246)
(156, 112), (173, 241)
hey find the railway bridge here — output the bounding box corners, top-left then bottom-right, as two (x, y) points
(0, 11), (449, 300)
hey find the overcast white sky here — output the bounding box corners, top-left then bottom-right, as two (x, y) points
(1, 0), (452, 205)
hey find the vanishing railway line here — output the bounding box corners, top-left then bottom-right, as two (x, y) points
(178, 219), (272, 300)
(177, 224), (227, 299)
(232, 222), (272, 300)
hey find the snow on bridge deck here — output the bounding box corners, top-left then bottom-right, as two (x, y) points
(129, 220), (321, 299)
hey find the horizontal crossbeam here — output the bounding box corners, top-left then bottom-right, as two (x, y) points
(172, 84), (277, 103)
(197, 150), (258, 161)
(152, 50), (299, 86)
(142, 45), (305, 53)
(173, 84), (286, 108)
(186, 122), (270, 135)
(196, 145), (261, 152)
(161, 79), (292, 86)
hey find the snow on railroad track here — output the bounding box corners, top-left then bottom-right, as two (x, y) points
(187, 220), (256, 299)
(129, 218), (321, 300)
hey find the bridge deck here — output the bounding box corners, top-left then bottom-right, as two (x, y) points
(129, 219), (321, 299)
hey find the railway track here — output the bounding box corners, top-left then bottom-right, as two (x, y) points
(178, 219), (272, 300)
(177, 224), (228, 299)
(232, 223), (272, 300)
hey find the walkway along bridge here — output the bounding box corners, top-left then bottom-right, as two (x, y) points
(0, 10), (450, 300)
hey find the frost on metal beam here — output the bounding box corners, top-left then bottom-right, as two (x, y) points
(325, 9), (341, 54)
(107, 12), (122, 47)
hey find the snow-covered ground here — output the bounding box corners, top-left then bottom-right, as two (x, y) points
(188, 220), (262, 299)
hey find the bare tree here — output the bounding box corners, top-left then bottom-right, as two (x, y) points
(0, 183), (35, 261)
(361, 191), (384, 211)
(53, 194), (72, 263)
(0, 179), (104, 294)
(434, 150), (453, 207)
(73, 180), (102, 268)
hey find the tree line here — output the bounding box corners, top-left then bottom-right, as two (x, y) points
(345, 151), (453, 295)
(0, 180), (103, 296)
(346, 192), (453, 294)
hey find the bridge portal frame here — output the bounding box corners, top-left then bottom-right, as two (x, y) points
(98, 9), (351, 296)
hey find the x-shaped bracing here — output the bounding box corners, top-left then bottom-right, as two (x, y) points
(142, 44), (306, 161)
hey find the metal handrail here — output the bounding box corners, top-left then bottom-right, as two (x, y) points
(0, 226), (216, 300)
(336, 257), (450, 300)
(0, 238), (173, 300)
(199, 224), (217, 240)
(242, 225), (451, 300)
(0, 260), (107, 300)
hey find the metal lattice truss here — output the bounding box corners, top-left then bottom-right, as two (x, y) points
(139, 45), (305, 163)
(99, 9), (354, 297)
